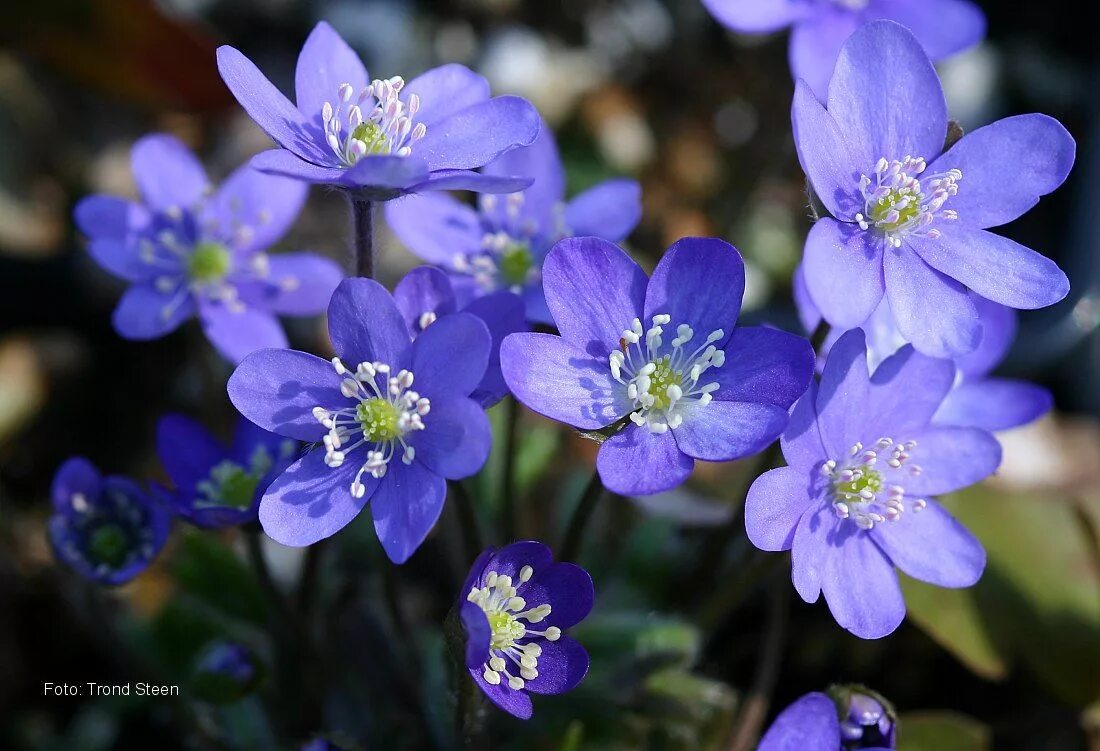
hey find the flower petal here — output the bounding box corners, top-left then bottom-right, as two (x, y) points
(673, 401), (789, 462)
(522, 562), (595, 630)
(803, 219), (885, 329)
(470, 667), (532, 719)
(327, 278), (411, 368)
(864, 344), (956, 437)
(408, 395), (490, 480)
(156, 414), (225, 490)
(791, 503), (831, 602)
(955, 296), (1015, 379)
(199, 302), (288, 365)
(909, 228), (1069, 310)
(820, 523), (906, 638)
(814, 329), (871, 458)
(828, 21), (947, 170)
(461, 601), (491, 670)
(484, 541), (555, 582)
(563, 179), (643, 242)
(792, 82), (861, 219)
(542, 237), (647, 356)
(745, 466), (817, 552)
(88, 239), (154, 283)
(112, 283), (194, 340)
(463, 292), (528, 407)
(700, 0), (806, 33)
(370, 459), (447, 563)
(51, 457), (102, 513)
(500, 333), (630, 430)
(934, 378), (1052, 431)
(294, 22), (368, 127)
(864, 0), (986, 61)
(900, 425), (1002, 496)
(483, 121), (565, 233)
(416, 96), (541, 171)
(341, 154), (431, 191)
(131, 134), (210, 211)
(393, 266), (459, 335)
(712, 326), (815, 407)
(384, 193), (481, 266)
(644, 237), (745, 345)
(523, 636), (589, 696)
(790, 9), (859, 105)
(782, 380), (828, 469)
(249, 149), (348, 183)
(597, 425), (694, 496)
(871, 497), (984, 587)
(403, 312), (490, 398)
(228, 349), (343, 441)
(757, 692), (840, 751)
(217, 46), (331, 164)
(259, 448), (374, 546)
(404, 64), (490, 127)
(207, 165), (309, 254)
(410, 170), (533, 194)
(258, 253), (344, 316)
(884, 244), (981, 358)
(75, 196), (151, 250)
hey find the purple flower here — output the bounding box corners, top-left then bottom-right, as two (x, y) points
(228, 278), (493, 563)
(155, 414), (298, 529)
(701, 0), (985, 100)
(458, 541), (593, 719)
(75, 134), (343, 364)
(759, 690), (895, 751)
(385, 120), (642, 323)
(500, 237), (815, 496)
(796, 270), (1053, 432)
(745, 329), (1000, 638)
(794, 20), (1073, 358)
(192, 641), (262, 703)
(48, 458), (171, 585)
(393, 266), (526, 407)
(216, 22), (541, 199)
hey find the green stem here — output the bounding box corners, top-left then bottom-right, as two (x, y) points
(559, 470), (606, 562)
(726, 580), (790, 751)
(349, 192), (374, 278)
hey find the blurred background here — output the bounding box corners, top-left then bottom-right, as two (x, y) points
(1, 1), (1098, 749)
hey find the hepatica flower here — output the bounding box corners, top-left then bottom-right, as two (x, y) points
(48, 458), (170, 585)
(459, 541), (593, 719)
(75, 134), (343, 364)
(794, 20), (1073, 358)
(759, 689), (896, 751)
(501, 237), (814, 496)
(701, 0), (985, 99)
(746, 329), (1001, 638)
(228, 278), (492, 562)
(393, 266), (525, 407)
(217, 22), (540, 198)
(156, 414), (298, 528)
(385, 121), (642, 323)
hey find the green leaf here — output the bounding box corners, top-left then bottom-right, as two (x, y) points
(898, 711), (990, 751)
(172, 532), (268, 627)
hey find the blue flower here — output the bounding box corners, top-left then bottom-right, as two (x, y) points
(500, 236), (815, 495)
(217, 22), (540, 199)
(759, 690), (896, 751)
(793, 21), (1073, 358)
(795, 271), (1053, 432)
(385, 120), (642, 323)
(702, 0), (985, 100)
(155, 414), (298, 528)
(228, 278), (493, 563)
(393, 266), (526, 407)
(75, 133), (343, 364)
(459, 541), (593, 719)
(192, 641), (262, 703)
(48, 458), (171, 585)
(746, 329), (1001, 638)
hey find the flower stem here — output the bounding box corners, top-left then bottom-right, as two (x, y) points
(349, 192), (374, 278)
(500, 397), (520, 540)
(726, 579), (790, 751)
(450, 480), (484, 565)
(559, 470), (607, 562)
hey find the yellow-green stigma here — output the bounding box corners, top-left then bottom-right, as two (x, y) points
(89, 523), (129, 568)
(198, 461), (261, 510)
(646, 356), (684, 411)
(350, 122), (390, 156)
(357, 397), (401, 442)
(869, 191), (921, 232)
(488, 611), (526, 649)
(187, 241), (231, 284)
(499, 241), (534, 287)
(833, 468), (884, 502)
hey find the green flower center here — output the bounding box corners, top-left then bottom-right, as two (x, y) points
(488, 610), (526, 649)
(357, 397), (401, 442)
(499, 241), (534, 286)
(351, 122), (390, 156)
(88, 523), (129, 568)
(187, 241), (231, 284)
(646, 356), (684, 411)
(869, 190), (922, 232)
(833, 468), (884, 502)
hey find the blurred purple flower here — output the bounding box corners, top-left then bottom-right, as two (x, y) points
(228, 278), (492, 563)
(385, 121), (642, 323)
(217, 22), (540, 198)
(759, 690), (895, 750)
(192, 641), (262, 703)
(746, 329), (1000, 638)
(459, 541), (593, 719)
(501, 236), (814, 496)
(75, 134), (343, 364)
(701, 0), (985, 99)
(795, 273), (1053, 432)
(794, 21), (1073, 358)
(155, 414), (298, 529)
(393, 266), (526, 408)
(48, 458), (171, 585)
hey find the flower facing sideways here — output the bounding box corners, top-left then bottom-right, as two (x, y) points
(758, 689), (896, 751)
(385, 120), (641, 323)
(794, 20), (1073, 358)
(746, 329), (1001, 638)
(228, 278), (493, 563)
(48, 458), (171, 585)
(75, 134), (343, 363)
(217, 22), (540, 198)
(459, 541), (593, 719)
(501, 236), (815, 496)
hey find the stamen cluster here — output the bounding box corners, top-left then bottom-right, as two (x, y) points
(820, 437), (927, 530)
(454, 193), (559, 294)
(855, 156), (961, 247)
(322, 77), (427, 166)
